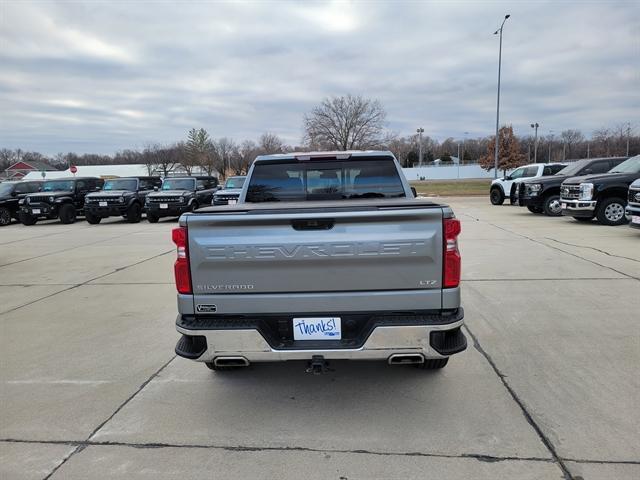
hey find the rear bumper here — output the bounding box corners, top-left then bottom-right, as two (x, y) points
(175, 309), (466, 363)
(560, 198), (596, 217)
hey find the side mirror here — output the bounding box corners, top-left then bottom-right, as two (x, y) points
(153, 186), (159, 191)
(504, 175), (512, 181)
(410, 187), (417, 198)
(11, 191), (18, 197)
(583, 169), (593, 175)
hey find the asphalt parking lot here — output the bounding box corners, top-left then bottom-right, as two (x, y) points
(1, 197), (638, 480)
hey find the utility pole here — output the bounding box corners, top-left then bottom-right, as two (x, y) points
(587, 141), (590, 158)
(493, 14), (510, 178)
(627, 122), (631, 156)
(548, 130), (554, 162)
(530, 123), (539, 163)
(417, 128), (424, 167)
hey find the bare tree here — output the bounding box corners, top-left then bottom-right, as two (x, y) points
(214, 137), (237, 180)
(560, 129), (585, 159)
(303, 94), (388, 150)
(258, 132), (286, 154)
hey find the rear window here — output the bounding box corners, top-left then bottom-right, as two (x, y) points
(245, 159), (406, 203)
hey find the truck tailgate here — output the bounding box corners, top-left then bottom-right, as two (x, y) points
(185, 201), (445, 312)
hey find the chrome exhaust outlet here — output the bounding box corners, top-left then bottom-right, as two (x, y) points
(388, 354), (425, 365)
(213, 356), (250, 367)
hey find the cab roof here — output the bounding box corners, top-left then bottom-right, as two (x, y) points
(254, 150), (395, 163)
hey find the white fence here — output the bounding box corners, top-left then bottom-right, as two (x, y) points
(402, 164), (497, 180)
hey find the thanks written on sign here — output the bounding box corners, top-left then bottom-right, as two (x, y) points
(293, 317), (342, 340)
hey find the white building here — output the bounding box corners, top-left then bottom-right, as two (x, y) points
(22, 164), (217, 180)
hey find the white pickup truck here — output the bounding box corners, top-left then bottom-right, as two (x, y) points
(171, 151), (466, 374)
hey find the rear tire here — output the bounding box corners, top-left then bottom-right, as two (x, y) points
(527, 205), (544, 214)
(59, 204), (76, 224)
(126, 203), (142, 223)
(490, 188), (504, 205)
(85, 212), (102, 224)
(0, 207), (11, 226)
(416, 358), (449, 370)
(596, 197), (628, 226)
(19, 211), (37, 225)
(146, 212), (160, 223)
(543, 194), (563, 216)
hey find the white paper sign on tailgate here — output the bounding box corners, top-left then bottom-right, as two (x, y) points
(293, 317), (342, 340)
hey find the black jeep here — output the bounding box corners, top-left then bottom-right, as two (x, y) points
(84, 176), (162, 224)
(0, 180), (43, 226)
(19, 177), (104, 225)
(145, 176), (218, 223)
(560, 155), (640, 225)
(517, 157), (626, 216)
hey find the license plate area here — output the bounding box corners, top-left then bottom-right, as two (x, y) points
(292, 317), (341, 340)
(632, 215), (640, 224)
(32, 208), (41, 214)
(228, 199), (237, 205)
(160, 203), (168, 209)
(99, 201), (108, 207)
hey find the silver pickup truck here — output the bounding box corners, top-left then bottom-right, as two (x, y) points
(172, 151), (465, 373)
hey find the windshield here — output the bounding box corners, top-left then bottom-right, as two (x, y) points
(609, 156), (640, 173)
(161, 178), (195, 191)
(103, 179), (137, 191)
(0, 183), (15, 196)
(246, 158), (405, 203)
(555, 160), (589, 176)
(225, 177), (246, 189)
(43, 180), (74, 192)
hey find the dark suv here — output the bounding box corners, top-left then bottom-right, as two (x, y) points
(517, 157), (626, 216)
(560, 155), (640, 225)
(84, 176), (162, 224)
(19, 177), (104, 225)
(0, 180), (42, 226)
(145, 176), (218, 223)
(212, 175), (246, 205)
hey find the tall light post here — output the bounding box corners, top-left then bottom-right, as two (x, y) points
(530, 123), (539, 163)
(548, 130), (554, 162)
(493, 14), (510, 178)
(417, 128), (424, 167)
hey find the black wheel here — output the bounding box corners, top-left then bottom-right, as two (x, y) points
(126, 203), (142, 223)
(146, 212), (160, 223)
(190, 202), (199, 212)
(59, 204), (76, 224)
(574, 217), (593, 222)
(543, 194), (563, 216)
(490, 188), (504, 205)
(527, 205), (544, 214)
(85, 212), (102, 224)
(509, 184), (518, 205)
(596, 197), (628, 226)
(0, 207), (11, 226)
(19, 211), (37, 225)
(416, 358), (449, 370)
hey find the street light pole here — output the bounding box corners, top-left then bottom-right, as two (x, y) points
(548, 130), (554, 162)
(493, 14), (510, 179)
(530, 122), (539, 163)
(417, 128), (424, 167)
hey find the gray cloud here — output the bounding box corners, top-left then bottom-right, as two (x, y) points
(0, 0), (638, 155)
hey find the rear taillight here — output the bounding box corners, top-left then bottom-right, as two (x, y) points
(172, 227), (192, 294)
(443, 218), (461, 288)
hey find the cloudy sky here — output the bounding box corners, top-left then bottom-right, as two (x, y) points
(0, 0), (638, 155)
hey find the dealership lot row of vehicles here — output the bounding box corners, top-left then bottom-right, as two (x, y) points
(0, 174), (246, 226)
(489, 155), (640, 228)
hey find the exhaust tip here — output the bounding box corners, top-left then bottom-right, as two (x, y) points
(388, 354), (425, 365)
(213, 356), (249, 368)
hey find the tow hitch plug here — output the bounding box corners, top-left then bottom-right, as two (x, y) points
(306, 355), (331, 375)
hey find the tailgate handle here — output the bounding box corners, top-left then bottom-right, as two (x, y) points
(291, 219), (335, 230)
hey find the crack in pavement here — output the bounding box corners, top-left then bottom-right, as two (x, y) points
(35, 355), (177, 479)
(0, 228), (157, 268)
(461, 214), (639, 281)
(542, 237), (640, 263)
(464, 325), (574, 480)
(0, 249), (173, 316)
(3, 437), (638, 466)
